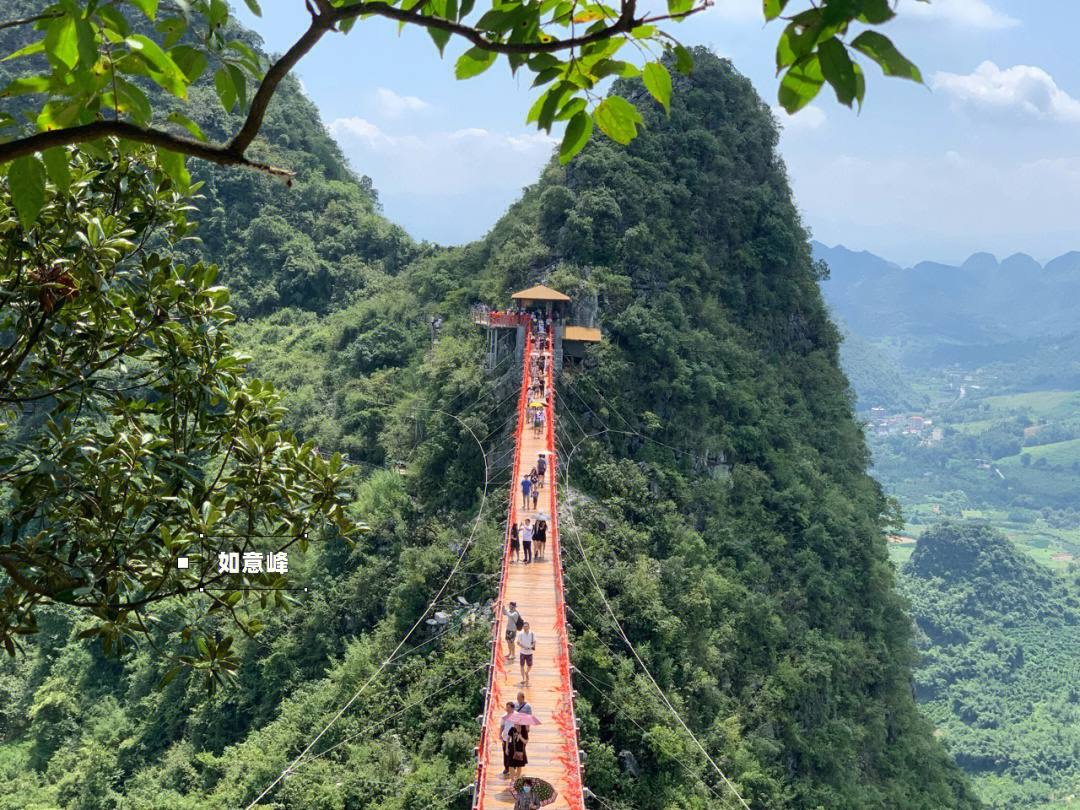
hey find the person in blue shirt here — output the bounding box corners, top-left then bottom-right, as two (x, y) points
(520, 473), (531, 509)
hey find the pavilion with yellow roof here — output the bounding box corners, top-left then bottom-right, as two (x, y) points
(472, 284), (601, 369)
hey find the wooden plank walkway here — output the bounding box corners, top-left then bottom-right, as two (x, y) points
(474, 328), (584, 810)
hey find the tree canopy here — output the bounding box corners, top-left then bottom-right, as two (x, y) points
(0, 147), (360, 689)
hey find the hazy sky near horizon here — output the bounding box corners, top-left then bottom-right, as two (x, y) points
(234, 0), (1080, 266)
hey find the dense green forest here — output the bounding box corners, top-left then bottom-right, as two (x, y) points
(0, 8), (980, 809)
(897, 521), (1080, 809)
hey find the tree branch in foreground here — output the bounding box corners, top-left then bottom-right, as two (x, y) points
(0, 0), (710, 176)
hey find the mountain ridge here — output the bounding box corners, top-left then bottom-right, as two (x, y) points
(814, 240), (1080, 352)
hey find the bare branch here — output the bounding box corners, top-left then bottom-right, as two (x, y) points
(0, 119), (294, 175)
(0, 11), (63, 32)
(228, 15), (333, 154)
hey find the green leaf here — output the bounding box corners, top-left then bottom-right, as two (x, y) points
(631, 25), (655, 38)
(74, 17), (97, 69)
(455, 47), (496, 79)
(126, 35), (187, 97)
(242, 0), (263, 15)
(666, 0), (692, 14)
(672, 44), (694, 75)
(167, 111), (206, 141)
(44, 16), (80, 70)
(777, 55), (824, 112)
(1, 76), (51, 97)
(763, 0), (787, 20)
(158, 149), (190, 192)
(818, 37), (857, 106)
(642, 62), (672, 112)
(214, 66), (236, 112)
(127, 0), (160, 20)
(157, 17), (188, 49)
(4, 39), (46, 62)
(226, 63), (247, 111)
(41, 147), (70, 196)
(170, 46), (207, 83)
(427, 25), (451, 56)
(857, 0), (895, 24)
(8, 155), (47, 229)
(157, 665), (184, 689)
(593, 95), (643, 145)
(559, 110), (592, 163)
(225, 40), (260, 72)
(850, 31), (922, 82)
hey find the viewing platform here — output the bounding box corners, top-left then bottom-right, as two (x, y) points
(471, 285), (601, 371)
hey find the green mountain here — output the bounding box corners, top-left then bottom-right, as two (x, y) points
(813, 242), (1080, 364)
(0, 14), (977, 810)
(835, 318), (923, 411)
(899, 521), (1080, 809)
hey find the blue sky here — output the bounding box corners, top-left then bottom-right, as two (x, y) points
(234, 0), (1080, 266)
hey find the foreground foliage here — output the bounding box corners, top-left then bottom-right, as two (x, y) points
(0, 150), (358, 688)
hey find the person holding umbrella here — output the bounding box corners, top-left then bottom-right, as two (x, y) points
(506, 724), (527, 779)
(500, 702), (517, 776)
(511, 776), (557, 808)
(513, 778), (541, 810)
(505, 710), (541, 781)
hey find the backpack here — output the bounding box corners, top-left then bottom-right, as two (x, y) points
(516, 615), (525, 631)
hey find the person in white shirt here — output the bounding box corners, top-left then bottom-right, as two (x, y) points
(521, 518), (533, 564)
(517, 621), (536, 685)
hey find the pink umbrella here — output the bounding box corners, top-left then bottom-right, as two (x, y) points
(507, 711), (541, 726)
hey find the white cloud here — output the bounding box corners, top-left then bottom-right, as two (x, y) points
(932, 61), (1080, 123)
(772, 104), (827, 133)
(327, 116), (557, 196)
(371, 88), (430, 117)
(897, 0), (1018, 29)
(328, 117), (395, 147)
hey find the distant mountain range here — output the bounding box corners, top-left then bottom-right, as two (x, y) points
(813, 241), (1080, 350)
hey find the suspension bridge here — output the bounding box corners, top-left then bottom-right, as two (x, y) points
(472, 320), (585, 810)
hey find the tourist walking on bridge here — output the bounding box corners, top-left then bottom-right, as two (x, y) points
(533, 518), (546, 561)
(521, 518), (533, 563)
(506, 724), (528, 778)
(504, 601), (522, 660)
(517, 621), (536, 685)
(501, 702), (518, 776)
(516, 473), (529, 509)
(514, 692), (532, 715)
(509, 521), (520, 563)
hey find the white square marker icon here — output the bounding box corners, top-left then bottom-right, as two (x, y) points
(177, 557), (190, 570)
